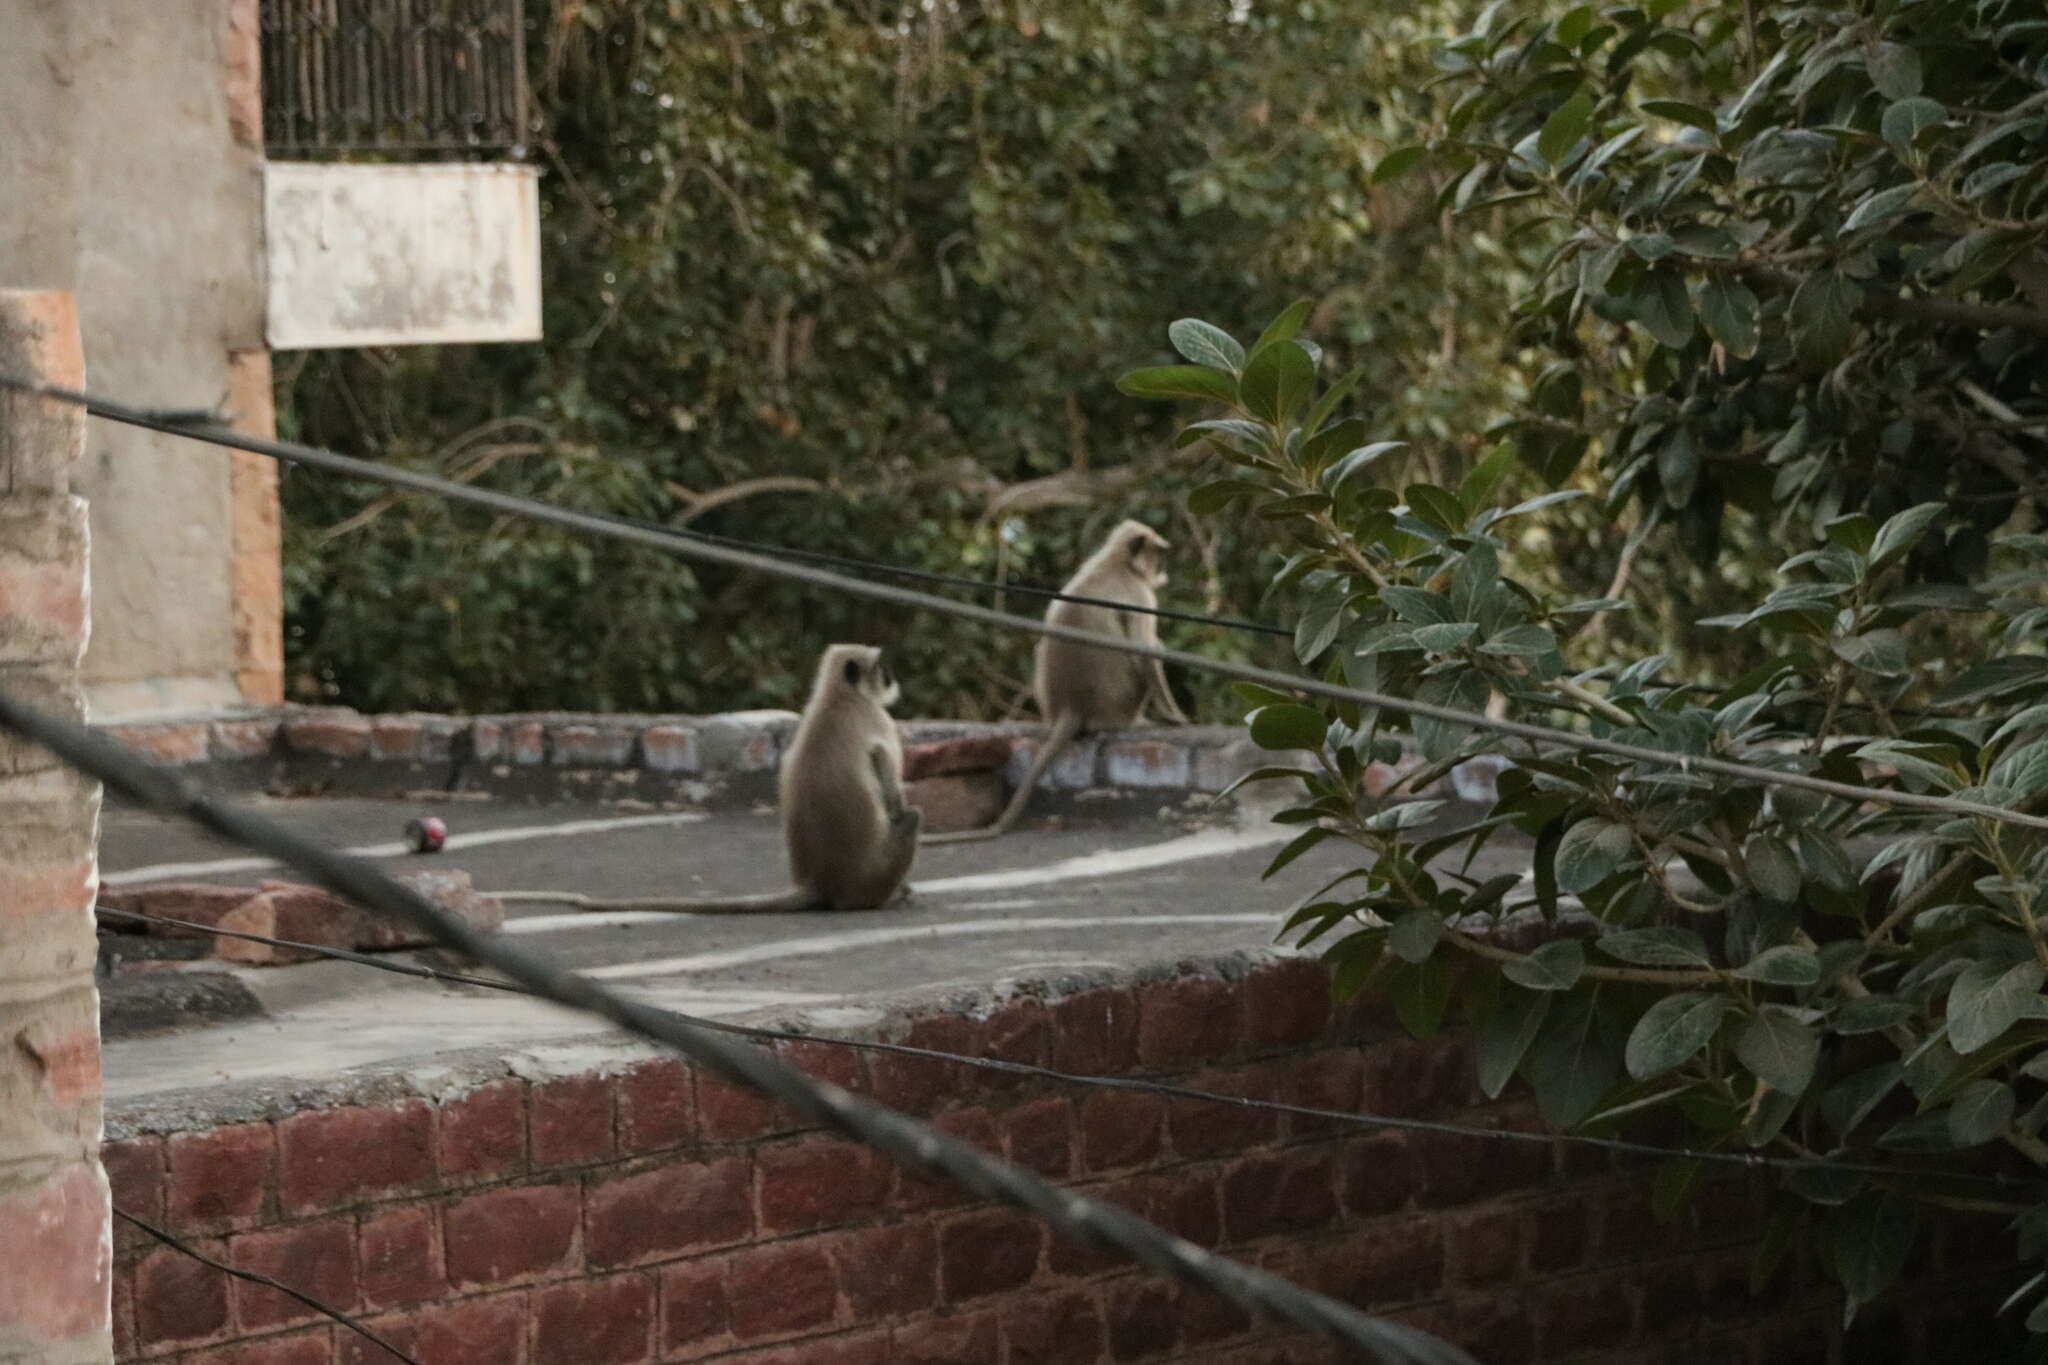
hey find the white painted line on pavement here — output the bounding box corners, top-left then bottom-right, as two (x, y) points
(103, 811), (708, 887)
(501, 826), (1292, 934)
(914, 826), (1289, 895)
(582, 914), (1273, 981)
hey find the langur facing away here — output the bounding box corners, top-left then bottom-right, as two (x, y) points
(925, 519), (1189, 845)
(497, 644), (920, 912)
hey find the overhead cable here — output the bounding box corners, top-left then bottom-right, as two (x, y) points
(97, 905), (2034, 1193)
(115, 1208), (424, 1365)
(9, 376), (2046, 833)
(15, 692), (1466, 1365)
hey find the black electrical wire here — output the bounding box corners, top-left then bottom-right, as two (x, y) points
(9, 375), (2047, 834)
(97, 905), (2035, 1194)
(115, 1208), (424, 1365)
(18, 693), (1467, 1365)
(70, 390), (1292, 638)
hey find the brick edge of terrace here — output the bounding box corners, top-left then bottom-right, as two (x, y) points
(92, 707), (1510, 813)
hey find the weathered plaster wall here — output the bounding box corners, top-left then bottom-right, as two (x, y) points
(0, 0), (270, 720)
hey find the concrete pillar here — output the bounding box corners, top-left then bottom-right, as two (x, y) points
(225, 0), (284, 707)
(226, 350), (283, 705)
(0, 290), (110, 1365)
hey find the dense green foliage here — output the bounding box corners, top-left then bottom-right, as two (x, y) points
(1141, 0), (2048, 1334)
(279, 0), (1537, 717)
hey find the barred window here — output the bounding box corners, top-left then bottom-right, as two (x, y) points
(261, 0), (528, 155)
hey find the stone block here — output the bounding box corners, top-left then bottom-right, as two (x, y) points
(905, 772), (1003, 833)
(1006, 734), (1098, 790)
(694, 710), (797, 774)
(902, 735), (1013, 780)
(207, 717), (279, 761)
(1104, 738), (1192, 788)
(640, 723), (699, 773)
(282, 711), (370, 759)
(548, 722), (637, 767)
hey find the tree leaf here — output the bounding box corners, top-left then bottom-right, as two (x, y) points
(1962, 161), (2026, 200)
(1167, 318), (1246, 374)
(1633, 267), (1696, 348)
(1946, 959), (2045, 1054)
(1387, 954), (1452, 1037)
(1696, 278), (1760, 358)
(1413, 668), (1492, 763)
(1479, 623), (1557, 658)
(1524, 990), (1623, 1126)
(1380, 586), (1452, 625)
(1504, 938), (1585, 992)
(1833, 996), (1912, 1035)
(1783, 1161), (1865, 1207)
(1556, 819), (1635, 894)
(1412, 622), (1480, 654)
(1867, 42), (1922, 100)
(1372, 145), (1426, 184)
(1598, 926), (1713, 968)
(1262, 826), (1331, 878)
(1789, 269), (1859, 367)
(1252, 300), (1313, 353)
(1293, 576), (1350, 664)
(1538, 87), (1598, 167)
(1388, 907), (1445, 964)
(1832, 1193), (1918, 1304)
(1478, 986), (1552, 1097)
(1843, 183), (1921, 232)
(1248, 703), (1328, 752)
(1405, 484), (1469, 535)
(1625, 992), (1732, 1079)
(1947, 1078), (2016, 1148)
(1736, 1008), (1820, 1096)
(1187, 479), (1268, 515)
(1639, 99), (1717, 134)
(1743, 834), (1803, 902)
(1881, 96), (1946, 152)
(1821, 1061), (1903, 1137)
(1869, 502), (1946, 574)
(1323, 441), (1407, 491)
(1732, 945), (1821, 986)
(1831, 629), (1909, 677)
(1238, 339), (1316, 424)
(1118, 365), (1239, 404)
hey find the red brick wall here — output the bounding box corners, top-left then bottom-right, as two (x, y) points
(1, 289), (109, 1363)
(104, 960), (2019, 1365)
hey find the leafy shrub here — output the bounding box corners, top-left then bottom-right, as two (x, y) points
(278, 0), (1539, 718)
(1131, 0), (2048, 1326)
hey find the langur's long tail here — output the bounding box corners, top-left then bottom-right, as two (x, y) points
(921, 711), (1082, 845)
(491, 888), (819, 914)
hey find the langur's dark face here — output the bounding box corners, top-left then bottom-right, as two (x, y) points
(1128, 530), (1171, 587)
(835, 648), (900, 709)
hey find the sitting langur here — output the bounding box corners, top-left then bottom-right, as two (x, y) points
(499, 644), (919, 912)
(926, 519), (1188, 845)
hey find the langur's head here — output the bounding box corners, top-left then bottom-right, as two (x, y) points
(818, 643), (900, 710)
(1112, 520), (1172, 589)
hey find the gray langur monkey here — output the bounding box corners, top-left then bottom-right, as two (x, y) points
(498, 644), (920, 912)
(925, 519), (1189, 845)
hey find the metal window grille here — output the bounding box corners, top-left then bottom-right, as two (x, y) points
(260, 0), (528, 155)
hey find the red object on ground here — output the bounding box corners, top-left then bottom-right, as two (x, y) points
(405, 817), (447, 853)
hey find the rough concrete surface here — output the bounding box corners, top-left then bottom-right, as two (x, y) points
(98, 790), (1535, 1134)
(0, 2), (265, 717)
